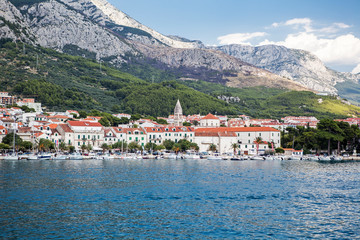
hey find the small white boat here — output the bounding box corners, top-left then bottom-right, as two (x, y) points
(318, 156), (331, 161)
(52, 154), (68, 160)
(250, 156), (264, 160)
(37, 153), (52, 160)
(207, 154), (222, 160)
(331, 156), (342, 161)
(185, 154), (200, 160)
(68, 153), (83, 160)
(167, 153), (178, 160)
(3, 155), (19, 161)
(27, 154), (38, 160)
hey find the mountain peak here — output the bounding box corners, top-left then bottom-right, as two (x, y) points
(87, 0), (200, 49)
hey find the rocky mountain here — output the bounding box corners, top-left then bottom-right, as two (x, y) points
(214, 44), (360, 95)
(3, 0), (309, 92)
(0, 0), (36, 44)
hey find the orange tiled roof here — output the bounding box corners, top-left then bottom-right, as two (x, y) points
(201, 113), (219, 120)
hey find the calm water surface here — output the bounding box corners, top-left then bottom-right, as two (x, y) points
(1, 159), (360, 239)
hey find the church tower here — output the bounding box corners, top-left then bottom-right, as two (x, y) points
(173, 99), (183, 126)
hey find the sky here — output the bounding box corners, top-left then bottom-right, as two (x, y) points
(108, 0), (360, 73)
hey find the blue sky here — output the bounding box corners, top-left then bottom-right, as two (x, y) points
(108, 0), (360, 73)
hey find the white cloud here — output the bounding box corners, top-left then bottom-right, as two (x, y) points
(219, 18), (360, 71)
(260, 33), (360, 65)
(285, 18), (312, 26)
(217, 32), (267, 45)
(352, 63), (360, 74)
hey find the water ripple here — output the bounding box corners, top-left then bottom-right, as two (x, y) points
(1, 160), (360, 239)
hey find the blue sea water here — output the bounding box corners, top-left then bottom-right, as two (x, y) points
(1, 159), (360, 239)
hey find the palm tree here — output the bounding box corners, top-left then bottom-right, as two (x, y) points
(100, 143), (109, 154)
(208, 144), (217, 152)
(232, 143), (239, 155)
(254, 137), (264, 155)
(81, 144), (87, 154)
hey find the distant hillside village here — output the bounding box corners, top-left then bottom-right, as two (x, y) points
(1, 92), (360, 156)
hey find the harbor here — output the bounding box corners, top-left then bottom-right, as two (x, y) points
(1, 158), (359, 239)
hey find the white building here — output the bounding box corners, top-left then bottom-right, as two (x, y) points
(199, 114), (220, 128)
(195, 127), (281, 155)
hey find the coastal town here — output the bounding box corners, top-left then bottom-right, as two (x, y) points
(1, 91), (360, 160)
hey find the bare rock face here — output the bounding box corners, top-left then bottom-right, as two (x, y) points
(0, 0), (36, 44)
(18, 0), (134, 60)
(214, 44), (360, 94)
(133, 42), (309, 91)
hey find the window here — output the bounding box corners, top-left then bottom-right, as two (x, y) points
(78, 142), (80, 146)
(141, 137), (144, 141)
(248, 133), (250, 137)
(129, 137), (132, 141)
(259, 133), (261, 136)
(78, 135), (80, 139)
(245, 145), (247, 148)
(88, 135), (90, 139)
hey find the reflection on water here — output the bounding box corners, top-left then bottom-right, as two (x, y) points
(1, 159), (360, 239)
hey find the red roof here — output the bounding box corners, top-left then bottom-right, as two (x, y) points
(68, 121), (102, 127)
(195, 127), (280, 133)
(201, 113), (219, 120)
(57, 124), (73, 133)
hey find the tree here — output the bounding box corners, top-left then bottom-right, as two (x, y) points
(20, 141), (33, 152)
(87, 143), (92, 152)
(119, 117), (130, 124)
(0, 143), (10, 151)
(317, 119), (344, 155)
(128, 142), (140, 152)
(232, 143), (239, 155)
(112, 141), (127, 151)
(100, 143), (109, 154)
(145, 142), (157, 151)
(254, 137), (263, 155)
(81, 144), (87, 154)
(208, 144), (217, 152)
(163, 139), (175, 150)
(275, 147), (285, 154)
(59, 142), (68, 152)
(69, 145), (75, 153)
(130, 114), (142, 121)
(99, 117), (110, 127)
(38, 139), (55, 152)
(2, 133), (23, 151)
(183, 122), (191, 126)
(155, 144), (165, 151)
(78, 110), (87, 119)
(156, 118), (168, 125)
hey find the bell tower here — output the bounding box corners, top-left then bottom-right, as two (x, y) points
(173, 99), (183, 126)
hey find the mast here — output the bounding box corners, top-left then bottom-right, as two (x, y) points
(13, 117), (16, 155)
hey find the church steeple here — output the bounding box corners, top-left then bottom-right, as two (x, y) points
(174, 99), (183, 126)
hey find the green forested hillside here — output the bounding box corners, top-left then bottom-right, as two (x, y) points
(1, 40), (359, 119)
(180, 80), (360, 119)
(0, 40), (238, 116)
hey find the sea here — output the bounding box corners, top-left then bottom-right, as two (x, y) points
(1, 159), (359, 239)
